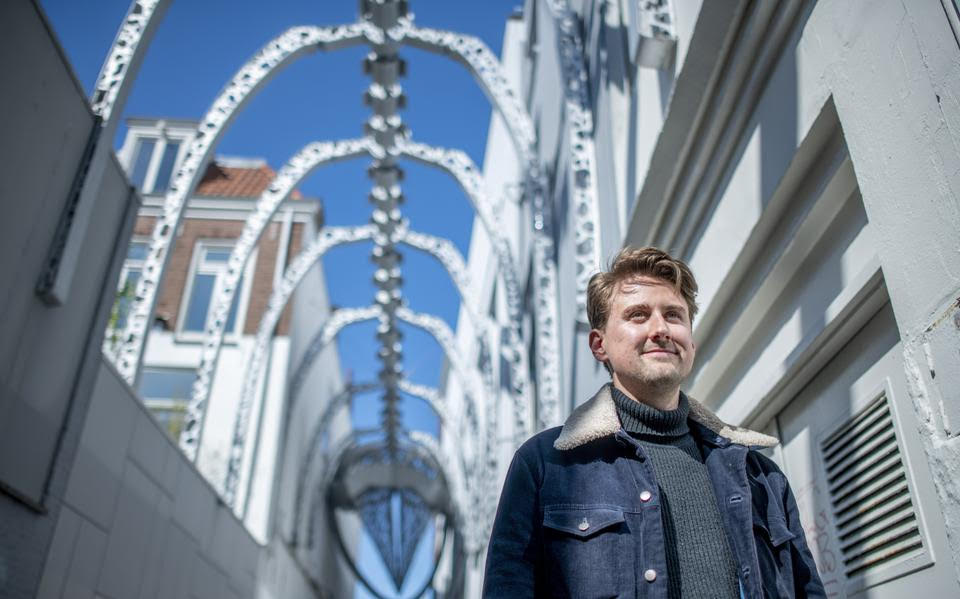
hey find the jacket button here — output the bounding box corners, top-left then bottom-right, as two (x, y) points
(644, 569), (657, 582)
(578, 518), (589, 531)
(640, 490), (652, 502)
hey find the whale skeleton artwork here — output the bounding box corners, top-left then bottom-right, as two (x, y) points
(97, 0), (606, 588)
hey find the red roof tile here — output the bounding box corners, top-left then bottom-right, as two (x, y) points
(194, 162), (302, 199)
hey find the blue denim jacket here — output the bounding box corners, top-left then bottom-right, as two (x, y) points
(482, 386), (825, 598)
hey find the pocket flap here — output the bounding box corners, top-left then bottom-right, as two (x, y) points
(543, 507), (625, 538)
(755, 515), (796, 547)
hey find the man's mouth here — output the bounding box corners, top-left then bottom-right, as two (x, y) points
(642, 348), (678, 356)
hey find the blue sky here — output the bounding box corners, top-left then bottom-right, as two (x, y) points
(41, 1), (520, 596)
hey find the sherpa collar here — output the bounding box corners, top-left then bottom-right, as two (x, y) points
(553, 384), (778, 450)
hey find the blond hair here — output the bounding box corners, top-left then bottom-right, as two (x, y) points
(586, 246), (699, 331)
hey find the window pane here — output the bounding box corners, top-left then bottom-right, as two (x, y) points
(153, 141), (180, 192)
(204, 248), (232, 262)
(127, 242), (148, 261)
(149, 404), (187, 440)
(138, 368), (194, 400)
(184, 273), (216, 332)
(115, 269), (140, 330)
(130, 138), (156, 190)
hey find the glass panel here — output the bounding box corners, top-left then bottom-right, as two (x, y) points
(184, 273), (215, 332)
(127, 242), (149, 261)
(152, 141), (180, 192)
(115, 269), (140, 330)
(130, 138), (156, 190)
(204, 248), (232, 262)
(138, 368), (194, 400)
(150, 403), (187, 440)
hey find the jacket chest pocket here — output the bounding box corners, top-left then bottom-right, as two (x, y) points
(542, 506), (628, 598)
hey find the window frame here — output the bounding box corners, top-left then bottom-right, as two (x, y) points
(104, 237), (150, 349)
(137, 366), (195, 441)
(124, 132), (190, 195)
(175, 239), (257, 343)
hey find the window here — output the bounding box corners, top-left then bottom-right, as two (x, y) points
(178, 242), (250, 338)
(130, 138), (156, 190)
(125, 134), (186, 194)
(138, 367), (194, 440)
(104, 240), (149, 356)
(116, 241), (148, 329)
(153, 141), (180, 192)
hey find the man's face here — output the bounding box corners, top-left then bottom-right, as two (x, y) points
(589, 275), (696, 395)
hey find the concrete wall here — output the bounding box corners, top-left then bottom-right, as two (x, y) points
(36, 361), (262, 599)
(0, 1), (138, 595)
(0, 3), (348, 597)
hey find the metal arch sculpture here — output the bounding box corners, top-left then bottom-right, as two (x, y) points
(223, 303), (381, 507)
(225, 299), (486, 507)
(189, 138), (529, 463)
(400, 25), (536, 159)
(290, 379), (450, 545)
(546, 0), (603, 324)
(393, 305), (495, 531)
(186, 139), (372, 458)
(407, 430), (480, 552)
(115, 23), (371, 385)
(278, 305), (488, 505)
(183, 225), (376, 460)
(398, 140), (531, 434)
(399, 24), (564, 428)
(316, 430), (473, 553)
(91, 0), (171, 123)
(282, 228), (497, 412)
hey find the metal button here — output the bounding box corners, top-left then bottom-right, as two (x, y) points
(639, 490), (652, 502)
(578, 518), (590, 531)
(644, 569), (657, 582)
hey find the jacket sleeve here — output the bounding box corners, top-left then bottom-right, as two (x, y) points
(779, 469), (827, 597)
(482, 446), (542, 598)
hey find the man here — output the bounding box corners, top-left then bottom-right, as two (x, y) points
(483, 246), (824, 598)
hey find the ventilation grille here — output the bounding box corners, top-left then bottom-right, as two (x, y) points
(821, 393), (923, 579)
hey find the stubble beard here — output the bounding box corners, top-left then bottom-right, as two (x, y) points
(616, 355), (685, 399)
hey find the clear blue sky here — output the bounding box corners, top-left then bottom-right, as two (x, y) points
(40, 1), (520, 596)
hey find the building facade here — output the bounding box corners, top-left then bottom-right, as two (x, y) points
(458, 0), (960, 596)
(107, 117), (318, 539)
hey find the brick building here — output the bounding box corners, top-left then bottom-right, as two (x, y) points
(106, 117), (321, 539)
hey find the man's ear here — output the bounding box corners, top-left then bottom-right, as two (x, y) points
(588, 328), (606, 362)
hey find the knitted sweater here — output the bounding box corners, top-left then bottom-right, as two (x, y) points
(612, 386), (740, 598)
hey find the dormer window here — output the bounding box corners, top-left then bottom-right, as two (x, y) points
(125, 131), (187, 194)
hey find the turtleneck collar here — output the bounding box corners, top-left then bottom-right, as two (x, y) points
(610, 384), (690, 437)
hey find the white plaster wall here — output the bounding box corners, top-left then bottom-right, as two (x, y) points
(494, 0), (960, 592)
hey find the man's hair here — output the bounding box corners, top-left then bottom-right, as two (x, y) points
(586, 246), (699, 331)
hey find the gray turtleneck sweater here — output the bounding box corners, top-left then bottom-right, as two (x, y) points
(611, 385), (740, 599)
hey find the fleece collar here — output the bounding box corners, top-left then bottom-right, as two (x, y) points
(553, 385), (778, 450)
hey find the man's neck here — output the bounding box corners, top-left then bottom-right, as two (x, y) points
(611, 377), (681, 411)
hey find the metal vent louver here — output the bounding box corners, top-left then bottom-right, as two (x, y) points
(821, 393), (923, 579)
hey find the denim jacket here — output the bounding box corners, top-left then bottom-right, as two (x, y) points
(482, 385), (825, 598)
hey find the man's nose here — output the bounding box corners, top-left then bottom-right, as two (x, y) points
(649, 312), (670, 338)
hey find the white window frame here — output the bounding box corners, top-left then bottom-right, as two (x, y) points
(118, 237), (149, 292)
(123, 131), (190, 195)
(176, 239), (257, 343)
